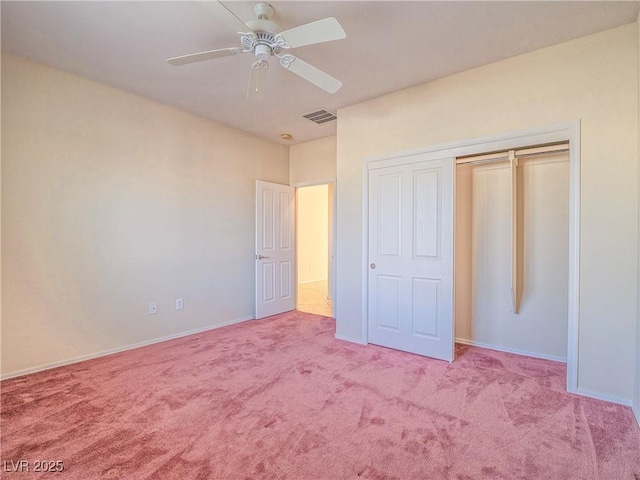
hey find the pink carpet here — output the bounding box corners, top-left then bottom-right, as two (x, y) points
(2, 311), (639, 479)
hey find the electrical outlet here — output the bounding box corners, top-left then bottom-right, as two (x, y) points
(176, 298), (184, 310)
(149, 302), (157, 315)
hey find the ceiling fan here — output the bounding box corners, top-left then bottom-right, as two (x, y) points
(167, 1), (347, 98)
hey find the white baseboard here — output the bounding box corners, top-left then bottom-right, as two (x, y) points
(0, 315), (254, 381)
(633, 403), (640, 427)
(456, 338), (637, 406)
(573, 387), (632, 407)
(334, 333), (367, 345)
(455, 337), (567, 363)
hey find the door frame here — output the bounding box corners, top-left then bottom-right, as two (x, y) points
(362, 120), (580, 394)
(291, 178), (337, 316)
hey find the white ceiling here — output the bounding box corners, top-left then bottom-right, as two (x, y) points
(2, 1), (639, 145)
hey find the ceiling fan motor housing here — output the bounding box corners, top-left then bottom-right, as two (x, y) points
(244, 2), (284, 62)
(254, 43), (271, 61)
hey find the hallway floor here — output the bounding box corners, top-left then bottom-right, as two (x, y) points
(297, 280), (333, 317)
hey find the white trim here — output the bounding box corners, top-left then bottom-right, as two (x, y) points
(0, 316), (254, 381)
(635, 7), (640, 427)
(362, 120), (580, 396)
(455, 337), (567, 363)
(366, 121), (579, 165)
(290, 178), (336, 188)
(361, 162), (369, 344)
(565, 122), (581, 395)
(330, 182), (337, 306)
(574, 387), (633, 407)
(334, 333), (368, 345)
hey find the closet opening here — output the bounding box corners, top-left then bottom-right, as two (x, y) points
(455, 142), (570, 362)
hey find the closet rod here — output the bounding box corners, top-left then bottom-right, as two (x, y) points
(455, 142), (569, 166)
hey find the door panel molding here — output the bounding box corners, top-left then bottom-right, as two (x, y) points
(413, 168), (441, 260)
(412, 277), (439, 338)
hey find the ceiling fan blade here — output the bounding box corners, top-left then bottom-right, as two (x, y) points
(277, 17), (346, 49)
(247, 61), (269, 101)
(198, 1), (253, 33)
(280, 55), (342, 94)
(167, 47), (243, 66)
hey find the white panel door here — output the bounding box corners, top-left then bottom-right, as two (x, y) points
(256, 180), (295, 319)
(368, 157), (454, 361)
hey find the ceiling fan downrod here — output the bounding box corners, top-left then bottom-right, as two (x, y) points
(253, 2), (274, 21)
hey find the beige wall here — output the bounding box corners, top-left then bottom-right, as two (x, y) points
(297, 184), (329, 284)
(1, 54), (289, 376)
(290, 136), (336, 185)
(336, 24), (639, 402)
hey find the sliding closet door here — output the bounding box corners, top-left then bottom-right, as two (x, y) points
(368, 156), (454, 362)
(455, 153), (569, 360)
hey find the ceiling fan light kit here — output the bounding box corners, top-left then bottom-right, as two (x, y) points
(167, 1), (346, 98)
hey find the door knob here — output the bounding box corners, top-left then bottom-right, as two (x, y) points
(256, 255), (270, 259)
(370, 263), (376, 269)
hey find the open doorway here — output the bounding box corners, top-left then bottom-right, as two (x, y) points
(296, 183), (334, 317)
(455, 147), (570, 362)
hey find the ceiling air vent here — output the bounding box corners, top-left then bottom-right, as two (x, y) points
(303, 109), (337, 125)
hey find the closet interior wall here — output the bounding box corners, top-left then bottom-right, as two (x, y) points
(455, 151), (570, 361)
